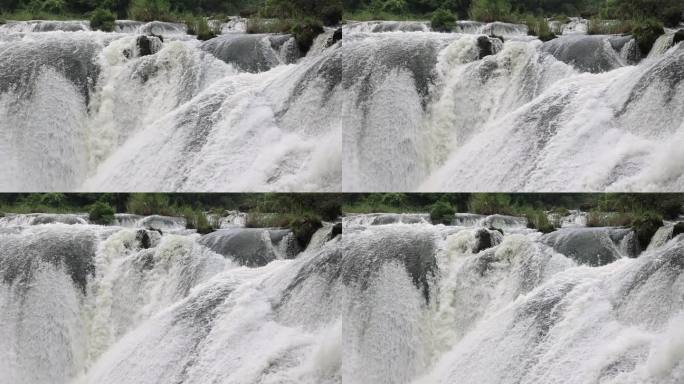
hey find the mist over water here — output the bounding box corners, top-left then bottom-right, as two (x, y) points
(342, 21), (684, 192)
(0, 20), (342, 191)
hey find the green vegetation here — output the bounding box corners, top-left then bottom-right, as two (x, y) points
(90, 7), (115, 31)
(429, 200), (456, 225)
(88, 201), (115, 225)
(523, 14), (555, 41)
(342, 193), (683, 237)
(290, 17), (324, 52)
(128, 0), (172, 21)
(0, 194), (342, 241)
(469, 0), (512, 23)
(344, 0), (682, 46)
(631, 212), (663, 249)
(431, 8), (456, 32)
(184, 15), (221, 40)
(631, 18), (664, 54)
(468, 193), (514, 215)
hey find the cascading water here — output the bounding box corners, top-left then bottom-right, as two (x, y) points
(0, 213), (342, 384)
(341, 213), (684, 383)
(342, 21), (684, 192)
(0, 20), (342, 191)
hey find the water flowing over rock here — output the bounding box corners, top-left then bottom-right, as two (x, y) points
(199, 227), (299, 266)
(0, 20), (341, 191)
(340, 213), (684, 383)
(343, 22), (684, 191)
(0, 215), (339, 384)
(541, 227), (640, 266)
(2, 213), (683, 383)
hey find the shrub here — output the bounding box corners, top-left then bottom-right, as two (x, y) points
(662, 6), (683, 28)
(291, 18), (324, 54)
(41, 0), (65, 14)
(552, 14), (570, 24)
(89, 201), (115, 225)
(632, 19), (664, 55)
(182, 207), (214, 234)
(91, 8), (116, 32)
(520, 206), (555, 234)
(129, 0), (172, 22)
(185, 16), (221, 41)
(126, 194), (172, 216)
(469, 0), (512, 23)
(431, 8), (456, 32)
(587, 211), (634, 227)
(631, 212), (663, 250)
(320, 3), (343, 26)
(469, 194), (514, 215)
(430, 201), (455, 225)
(523, 14), (556, 41)
(289, 213), (323, 248)
(246, 17), (291, 34)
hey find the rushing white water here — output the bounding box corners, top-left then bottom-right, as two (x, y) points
(342, 22), (684, 192)
(342, 213), (684, 383)
(0, 214), (342, 384)
(0, 20), (342, 191)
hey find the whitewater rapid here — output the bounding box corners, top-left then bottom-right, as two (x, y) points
(341, 212), (684, 383)
(0, 20), (342, 191)
(0, 213), (342, 384)
(2, 210), (681, 383)
(342, 21), (684, 192)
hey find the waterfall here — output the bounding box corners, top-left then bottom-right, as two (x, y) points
(0, 215), (341, 384)
(0, 20), (342, 191)
(342, 23), (684, 191)
(340, 214), (684, 384)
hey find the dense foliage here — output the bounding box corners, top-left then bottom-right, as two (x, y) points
(431, 8), (456, 31)
(88, 201), (115, 224)
(0, 193), (343, 236)
(345, 0), (683, 27)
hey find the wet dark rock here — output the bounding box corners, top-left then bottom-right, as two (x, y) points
(201, 34), (300, 73)
(542, 35), (625, 73)
(331, 222), (342, 239)
(0, 36), (101, 104)
(632, 214), (664, 250)
(473, 229), (493, 253)
(477, 36), (494, 59)
(674, 29), (684, 45)
(673, 222), (684, 237)
(136, 35), (155, 56)
(199, 228), (298, 267)
(0, 229), (98, 293)
(136, 229), (152, 249)
(328, 27), (342, 47)
(339, 228), (436, 302)
(541, 227), (639, 266)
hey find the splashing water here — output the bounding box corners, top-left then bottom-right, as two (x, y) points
(342, 23), (684, 191)
(0, 22), (341, 191)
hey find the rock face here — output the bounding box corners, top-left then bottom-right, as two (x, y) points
(331, 222), (342, 239)
(541, 227), (639, 266)
(201, 33), (300, 73)
(672, 222), (684, 237)
(199, 228), (298, 267)
(477, 36), (493, 59)
(329, 27), (342, 47)
(136, 35), (162, 56)
(473, 228), (493, 253)
(674, 29), (684, 45)
(542, 34), (627, 73)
